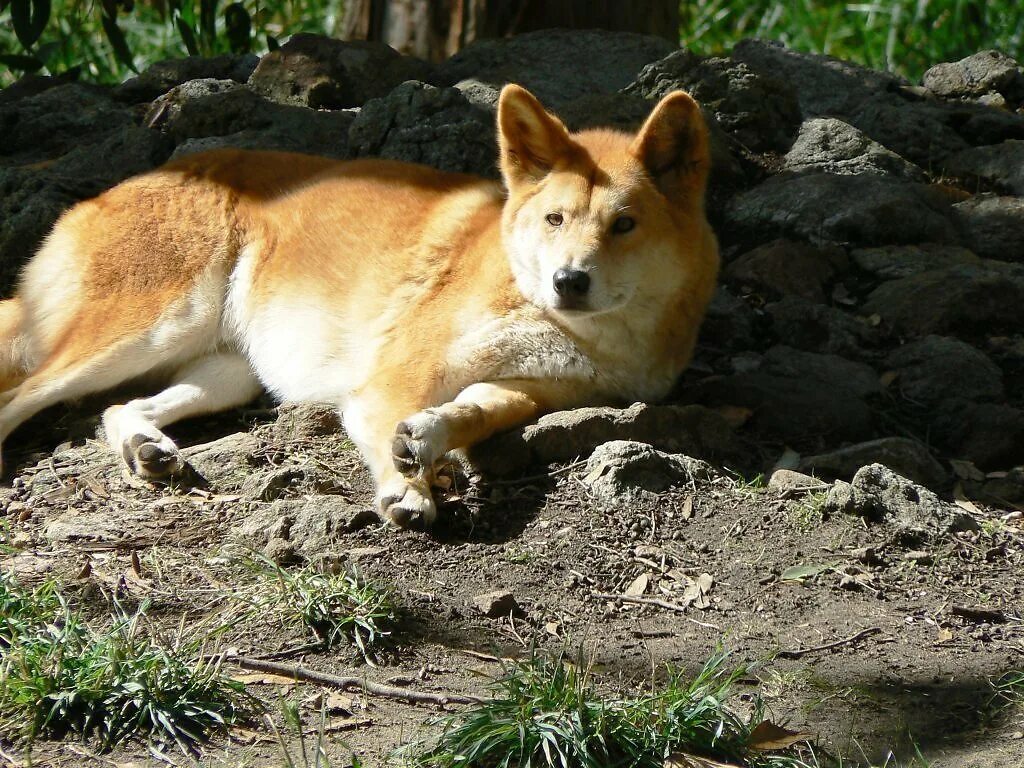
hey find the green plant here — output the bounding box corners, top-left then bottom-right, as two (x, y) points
(407, 649), (819, 768)
(679, 0), (1024, 82)
(0, 573), (256, 752)
(239, 555), (396, 661)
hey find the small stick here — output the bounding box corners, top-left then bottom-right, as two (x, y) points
(778, 627), (882, 659)
(951, 605), (1007, 623)
(590, 593), (721, 630)
(231, 656), (486, 706)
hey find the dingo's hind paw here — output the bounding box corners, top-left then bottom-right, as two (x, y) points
(378, 480), (436, 529)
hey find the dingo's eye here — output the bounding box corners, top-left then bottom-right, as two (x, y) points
(545, 213), (563, 227)
(612, 216), (635, 235)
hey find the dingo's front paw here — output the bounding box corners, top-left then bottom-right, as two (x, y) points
(121, 433), (183, 480)
(391, 411), (446, 479)
(377, 480), (437, 529)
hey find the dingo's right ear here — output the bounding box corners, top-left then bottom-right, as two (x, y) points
(498, 84), (577, 189)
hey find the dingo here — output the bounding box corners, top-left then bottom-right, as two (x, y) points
(0, 85), (718, 528)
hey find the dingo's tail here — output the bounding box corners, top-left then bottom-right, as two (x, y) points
(0, 298), (28, 394)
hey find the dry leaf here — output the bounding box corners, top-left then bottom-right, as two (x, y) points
(952, 482), (982, 515)
(748, 719), (812, 750)
(130, 550), (143, 576)
(680, 494), (694, 520)
(76, 559), (92, 579)
(781, 563), (832, 582)
(879, 370), (899, 388)
(231, 672), (300, 686)
(625, 573), (650, 597)
(936, 628), (954, 643)
(665, 752), (742, 767)
(544, 621), (562, 638)
(78, 473), (110, 499)
(325, 691), (355, 714)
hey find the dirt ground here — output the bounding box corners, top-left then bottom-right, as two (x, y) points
(0, 393), (1022, 768)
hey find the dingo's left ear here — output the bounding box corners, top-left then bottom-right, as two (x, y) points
(498, 84), (578, 188)
(630, 91), (710, 200)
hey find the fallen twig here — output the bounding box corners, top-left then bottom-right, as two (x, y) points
(230, 656), (486, 706)
(589, 592), (721, 630)
(778, 627), (882, 659)
(951, 605), (1007, 623)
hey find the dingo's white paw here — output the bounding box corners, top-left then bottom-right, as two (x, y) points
(391, 411), (446, 479)
(121, 433), (183, 480)
(377, 479), (437, 529)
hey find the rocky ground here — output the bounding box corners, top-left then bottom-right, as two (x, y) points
(1, 29), (1023, 768)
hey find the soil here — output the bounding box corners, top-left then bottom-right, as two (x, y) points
(0, 393), (1021, 768)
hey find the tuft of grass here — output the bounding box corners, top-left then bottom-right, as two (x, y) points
(0, 572), (256, 752)
(991, 669), (1024, 710)
(407, 650), (819, 768)
(789, 491), (829, 531)
(239, 555), (396, 661)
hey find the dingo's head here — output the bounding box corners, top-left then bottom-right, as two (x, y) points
(497, 85), (715, 320)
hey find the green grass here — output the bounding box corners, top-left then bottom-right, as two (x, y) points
(406, 650), (821, 768)
(680, 0), (1024, 81)
(2, 0), (1022, 87)
(238, 555), (396, 661)
(0, 572), (255, 753)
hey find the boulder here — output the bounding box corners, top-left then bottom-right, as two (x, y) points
(696, 286), (759, 352)
(582, 440), (714, 502)
(434, 29), (674, 108)
(151, 79), (355, 160)
(950, 404), (1024, 470)
(765, 296), (875, 356)
(922, 50), (1024, 103)
(885, 335), (1004, 408)
(850, 244), (981, 280)
(824, 464), (979, 543)
(725, 239), (847, 303)
(349, 82), (497, 176)
(782, 117), (925, 180)
(273, 402), (344, 443)
(760, 345), (880, 398)
(248, 34), (432, 109)
(724, 173), (958, 247)
(800, 437), (947, 489)
(116, 54), (259, 103)
(624, 49), (800, 151)
(952, 195), (1024, 262)
(942, 140), (1024, 196)
(519, 403), (739, 464)
(862, 262), (1024, 336)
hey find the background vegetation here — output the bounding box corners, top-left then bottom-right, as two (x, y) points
(1, 1), (1022, 89)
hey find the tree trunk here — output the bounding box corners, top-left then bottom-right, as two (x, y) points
(340, 0), (680, 61)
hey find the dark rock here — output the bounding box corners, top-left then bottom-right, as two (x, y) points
(472, 590), (523, 618)
(862, 262), (1024, 336)
(0, 71), (81, 106)
(923, 50), (1024, 103)
(824, 463), (979, 543)
(0, 83), (134, 163)
(731, 39), (971, 165)
(686, 368), (874, 444)
(248, 34), (432, 110)
(761, 345), (880, 398)
(942, 140), (1024, 195)
(434, 29), (674, 109)
(725, 173), (958, 247)
(230, 496), (379, 561)
(851, 244), (981, 280)
(783, 117), (925, 180)
(624, 49), (800, 151)
(582, 440), (713, 502)
(698, 286), (758, 351)
(242, 466), (306, 501)
(766, 296), (875, 356)
(349, 82), (497, 176)
(952, 195), (1024, 262)
(951, 404), (1024, 470)
(725, 239), (846, 303)
(886, 335), (1004, 407)
(152, 79), (355, 159)
(800, 437), (947, 489)
(964, 467), (1024, 506)
(116, 54), (258, 103)
(520, 403), (739, 464)
(274, 402), (343, 442)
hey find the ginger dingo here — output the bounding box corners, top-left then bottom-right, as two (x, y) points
(0, 85), (718, 528)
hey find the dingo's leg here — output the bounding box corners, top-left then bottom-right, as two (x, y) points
(103, 352), (261, 479)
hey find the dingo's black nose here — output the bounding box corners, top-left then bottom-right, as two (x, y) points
(553, 268), (590, 297)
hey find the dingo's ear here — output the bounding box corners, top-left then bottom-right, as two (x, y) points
(630, 91), (710, 200)
(498, 84), (577, 188)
